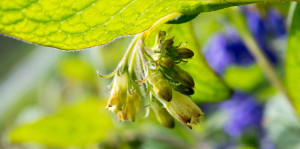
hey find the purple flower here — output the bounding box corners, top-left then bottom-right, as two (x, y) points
(203, 31), (253, 74)
(204, 8), (285, 74)
(219, 92), (263, 137)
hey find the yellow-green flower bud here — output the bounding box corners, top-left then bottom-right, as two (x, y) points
(176, 48), (194, 59)
(173, 66), (195, 87)
(148, 69), (172, 102)
(159, 57), (174, 69)
(159, 90), (205, 128)
(106, 73), (129, 113)
(172, 84), (194, 95)
(162, 38), (174, 49)
(151, 102), (175, 128)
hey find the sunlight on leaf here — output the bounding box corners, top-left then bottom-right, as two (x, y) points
(0, 0), (254, 50)
(286, 2), (300, 116)
(9, 99), (113, 147)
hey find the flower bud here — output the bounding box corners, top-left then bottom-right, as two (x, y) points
(172, 84), (194, 95)
(173, 66), (195, 87)
(106, 73), (129, 113)
(176, 48), (194, 59)
(151, 102), (175, 128)
(159, 90), (205, 128)
(159, 57), (174, 69)
(148, 69), (172, 102)
(119, 92), (141, 122)
(162, 38), (174, 49)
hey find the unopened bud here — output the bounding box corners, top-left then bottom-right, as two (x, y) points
(159, 89), (205, 128)
(106, 73), (129, 113)
(162, 38), (174, 49)
(151, 102), (175, 128)
(172, 84), (194, 95)
(176, 48), (194, 59)
(159, 57), (174, 69)
(155, 31), (167, 46)
(148, 69), (172, 102)
(173, 66), (195, 87)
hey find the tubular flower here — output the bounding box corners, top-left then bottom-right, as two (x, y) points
(118, 92), (141, 122)
(159, 89), (205, 128)
(106, 72), (129, 113)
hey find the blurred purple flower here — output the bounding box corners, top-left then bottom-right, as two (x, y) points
(204, 8), (285, 74)
(203, 31), (253, 74)
(219, 92), (263, 137)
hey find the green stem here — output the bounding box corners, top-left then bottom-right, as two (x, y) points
(129, 46), (138, 75)
(122, 34), (141, 67)
(142, 13), (182, 40)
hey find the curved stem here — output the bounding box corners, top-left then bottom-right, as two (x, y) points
(142, 13), (182, 40)
(122, 34), (142, 67)
(228, 8), (295, 109)
(129, 46), (138, 75)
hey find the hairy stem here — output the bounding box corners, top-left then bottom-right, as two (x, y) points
(122, 34), (142, 67)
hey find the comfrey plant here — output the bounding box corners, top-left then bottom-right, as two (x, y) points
(100, 31), (205, 128)
(1, 0), (300, 141)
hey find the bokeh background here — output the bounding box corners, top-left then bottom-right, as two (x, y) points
(1, 4), (300, 149)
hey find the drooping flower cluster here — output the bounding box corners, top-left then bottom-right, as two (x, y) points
(102, 31), (205, 128)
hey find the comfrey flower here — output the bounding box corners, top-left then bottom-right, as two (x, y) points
(118, 92), (141, 122)
(106, 72), (129, 113)
(101, 31), (204, 128)
(159, 89), (205, 128)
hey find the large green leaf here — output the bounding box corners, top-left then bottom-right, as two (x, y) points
(0, 0), (257, 50)
(286, 2), (300, 116)
(9, 100), (113, 147)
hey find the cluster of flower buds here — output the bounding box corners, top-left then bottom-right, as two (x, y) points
(152, 31), (195, 97)
(102, 31), (204, 129)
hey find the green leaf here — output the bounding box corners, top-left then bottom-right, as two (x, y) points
(0, 0), (254, 50)
(148, 22), (232, 102)
(224, 64), (265, 91)
(9, 99), (113, 147)
(286, 2), (300, 116)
